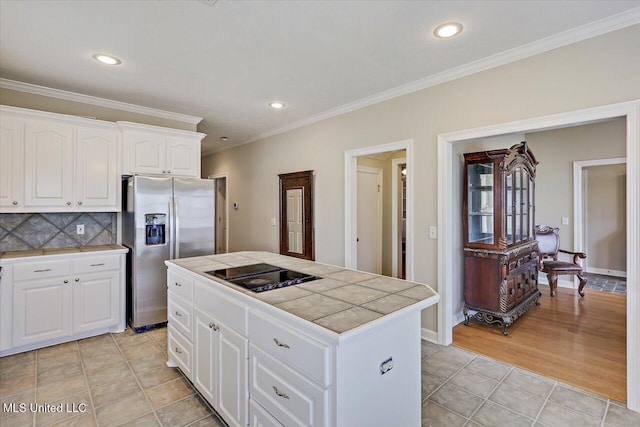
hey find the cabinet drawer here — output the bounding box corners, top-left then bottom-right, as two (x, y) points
(250, 398), (284, 427)
(168, 270), (194, 301)
(249, 344), (327, 427)
(168, 325), (193, 379)
(195, 282), (247, 335)
(72, 255), (120, 274)
(168, 293), (193, 340)
(13, 259), (70, 281)
(248, 310), (330, 386)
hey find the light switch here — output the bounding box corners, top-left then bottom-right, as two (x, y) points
(271, 218), (277, 226)
(76, 224), (85, 235)
(429, 226), (437, 239)
(561, 217), (569, 226)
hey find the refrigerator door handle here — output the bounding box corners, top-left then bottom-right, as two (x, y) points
(174, 196), (180, 259)
(168, 197), (175, 260)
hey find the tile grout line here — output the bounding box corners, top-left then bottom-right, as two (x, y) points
(109, 332), (164, 427)
(71, 340), (99, 427)
(464, 361), (516, 425)
(601, 399), (610, 427)
(532, 381), (557, 425)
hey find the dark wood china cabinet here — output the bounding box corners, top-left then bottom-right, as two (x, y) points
(463, 142), (541, 335)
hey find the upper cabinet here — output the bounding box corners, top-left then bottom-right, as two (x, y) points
(0, 106), (206, 213)
(1, 107), (121, 213)
(119, 122), (204, 177)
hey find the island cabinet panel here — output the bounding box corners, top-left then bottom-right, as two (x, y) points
(167, 252), (440, 427)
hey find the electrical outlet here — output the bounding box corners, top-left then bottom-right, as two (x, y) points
(76, 224), (85, 235)
(429, 226), (437, 239)
(561, 217), (569, 226)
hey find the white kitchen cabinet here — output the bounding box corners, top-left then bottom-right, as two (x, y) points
(0, 116), (25, 209)
(250, 399), (284, 427)
(120, 122), (204, 177)
(13, 276), (72, 347)
(0, 106), (121, 213)
(189, 306), (249, 427)
(24, 119), (75, 208)
(75, 126), (119, 209)
(0, 249), (127, 356)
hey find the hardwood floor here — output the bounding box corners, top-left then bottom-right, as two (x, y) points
(453, 284), (627, 403)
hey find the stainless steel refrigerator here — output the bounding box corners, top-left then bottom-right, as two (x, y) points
(123, 175), (215, 330)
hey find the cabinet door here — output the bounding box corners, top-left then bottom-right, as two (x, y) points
(166, 137), (199, 177)
(123, 131), (166, 174)
(250, 399), (284, 427)
(72, 271), (119, 334)
(13, 278), (72, 346)
(24, 120), (74, 207)
(0, 116), (25, 209)
(218, 323), (248, 427)
(76, 127), (119, 210)
(194, 308), (218, 404)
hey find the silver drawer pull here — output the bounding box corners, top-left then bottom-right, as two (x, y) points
(90, 263), (105, 267)
(273, 338), (290, 349)
(209, 322), (219, 331)
(174, 282), (182, 287)
(33, 269), (52, 273)
(175, 347), (182, 354)
(273, 386), (289, 399)
(175, 311), (182, 317)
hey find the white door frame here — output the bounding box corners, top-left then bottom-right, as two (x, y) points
(356, 165), (383, 274)
(392, 157), (406, 278)
(574, 157), (627, 276)
(208, 172), (229, 254)
(437, 100), (639, 411)
(345, 139), (415, 280)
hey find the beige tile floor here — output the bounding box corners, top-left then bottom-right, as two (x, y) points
(2, 328), (640, 426)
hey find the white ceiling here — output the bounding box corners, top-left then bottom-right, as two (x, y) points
(1, 1), (639, 155)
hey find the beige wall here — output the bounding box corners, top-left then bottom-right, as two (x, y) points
(0, 88), (196, 131)
(526, 118), (626, 249)
(201, 25), (640, 332)
(585, 163), (626, 272)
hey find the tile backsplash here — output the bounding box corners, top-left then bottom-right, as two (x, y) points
(0, 213), (117, 252)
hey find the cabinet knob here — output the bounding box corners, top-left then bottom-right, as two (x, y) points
(63, 280), (69, 284)
(66, 201), (71, 206)
(77, 201), (82, 205)
(509, 288), (515, 295)
(75, 278), (80, 282)
(162, 170), (166, 174)
(12, 201), (18, 205)
(167, 170), (171, 174)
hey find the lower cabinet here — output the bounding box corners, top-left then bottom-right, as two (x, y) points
(1, 250), (126, 356)
(250, 399), (284, 427)
(193, 308), (248, 427)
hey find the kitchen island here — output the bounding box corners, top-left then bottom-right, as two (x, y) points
(166, 251), (439, 427)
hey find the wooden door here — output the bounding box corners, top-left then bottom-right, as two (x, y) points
(356, 166), (382, 274)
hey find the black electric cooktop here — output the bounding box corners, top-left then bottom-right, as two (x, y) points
(205, 263), (318, 293)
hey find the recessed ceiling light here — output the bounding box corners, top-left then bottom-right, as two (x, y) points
(220, 136), (229, 142)
(269, 101), (285, 109)
(433, 22), (463, 38)
(92, 53), (121, 65)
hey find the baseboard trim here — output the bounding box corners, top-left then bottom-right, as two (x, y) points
(538, 275), (575, 289)
(421, 328), (439, 344)
(586, 267), (627, 278)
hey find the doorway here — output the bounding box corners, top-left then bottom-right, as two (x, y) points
(356, 165), (383, 274)
(437, 100), (640, 411)
(345, 140), (412, 279)
(208, 173), (228, 254)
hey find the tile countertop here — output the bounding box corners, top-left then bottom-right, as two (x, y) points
(0, 244), (128, 260)
(168, 251), (439, 335)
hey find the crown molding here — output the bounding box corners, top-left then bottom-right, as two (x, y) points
(0, 78), (203, 125)
(247, 7), (640, 144)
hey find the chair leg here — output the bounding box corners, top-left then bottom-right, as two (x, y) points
(548, 273), (557, 297)
(577, 274), (587, 297)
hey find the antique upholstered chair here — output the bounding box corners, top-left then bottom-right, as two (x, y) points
(534, 225), (587, 297)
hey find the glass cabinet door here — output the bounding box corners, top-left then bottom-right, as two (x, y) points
(467, 162), (494, 245)
(514, 168), (522, 243)
(521, 168), (529, 240)
(506, 173), (514, 245)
